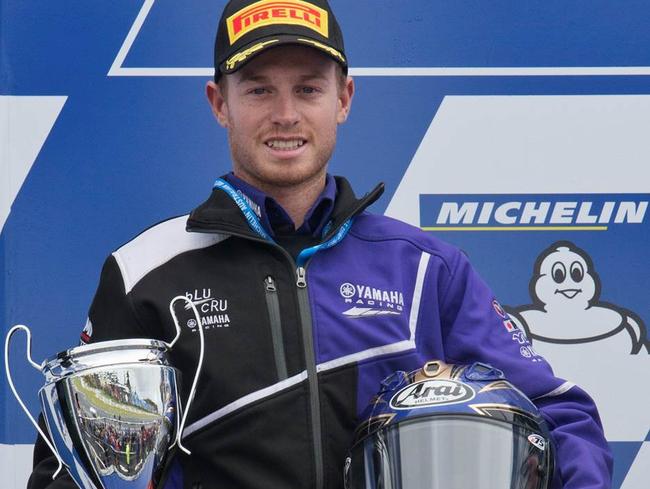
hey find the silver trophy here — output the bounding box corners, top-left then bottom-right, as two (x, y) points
(4, 296), (205, 489)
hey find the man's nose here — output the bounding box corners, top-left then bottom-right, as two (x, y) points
(270, 92), (300, 127)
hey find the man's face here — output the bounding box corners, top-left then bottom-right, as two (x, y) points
(206, 45), (354, 192)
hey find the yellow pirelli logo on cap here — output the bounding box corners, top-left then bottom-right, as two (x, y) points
(227, 0), (329, 45)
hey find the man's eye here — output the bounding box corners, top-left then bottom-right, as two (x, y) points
(250, 88), (267, 95)
(300, 87), (318, 94)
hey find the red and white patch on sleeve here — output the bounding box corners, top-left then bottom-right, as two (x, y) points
(493, 299), (522, 333)
(492, 299), (508, 319)
(503, 319), (516, 332)
(80, 318), (93, 344)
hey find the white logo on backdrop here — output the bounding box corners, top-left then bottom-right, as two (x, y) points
(505, 241), (649, 442)
(0, 96), (68, 233)
(507, 241), (648, 354)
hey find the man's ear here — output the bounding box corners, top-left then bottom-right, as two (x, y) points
(337, 76), (355, 124)
(206, 80), (229, 128)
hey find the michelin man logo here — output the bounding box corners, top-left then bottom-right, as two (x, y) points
(505, 241), (650, 443)
(506, 241), (649, 354)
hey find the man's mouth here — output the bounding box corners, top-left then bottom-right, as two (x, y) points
(555, 288), (582, 299)
(265, 139), (306, 150)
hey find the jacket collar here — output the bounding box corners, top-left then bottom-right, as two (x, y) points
(186, 175), (384, 240)
(223, 172), (337, 237)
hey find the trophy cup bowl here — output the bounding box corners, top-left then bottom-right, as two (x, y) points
(5, 296), (204, 489)
(38, 338), (180, 489)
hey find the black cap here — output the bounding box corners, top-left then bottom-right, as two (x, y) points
(213, 0), (347, 81)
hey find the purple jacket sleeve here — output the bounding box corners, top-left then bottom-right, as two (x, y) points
(438, 250), (613, 489)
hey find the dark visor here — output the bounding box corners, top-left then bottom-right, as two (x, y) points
(346, 415), (552, 489)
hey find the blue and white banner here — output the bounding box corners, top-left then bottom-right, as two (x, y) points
(2, 1), (649, 487)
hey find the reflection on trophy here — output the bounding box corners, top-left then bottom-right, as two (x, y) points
(4, 296), (205, 489)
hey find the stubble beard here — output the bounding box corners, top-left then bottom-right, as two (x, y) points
(228, 128), (336, 191)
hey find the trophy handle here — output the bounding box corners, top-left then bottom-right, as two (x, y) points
(4, 325), (64, 479)
(168, 295), (205, 455)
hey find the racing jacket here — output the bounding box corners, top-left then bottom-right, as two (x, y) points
(30, 176), (612, 489)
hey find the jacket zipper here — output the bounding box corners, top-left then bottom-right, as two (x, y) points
(294, 265), (323, 489)
(264, 276), (288, 381)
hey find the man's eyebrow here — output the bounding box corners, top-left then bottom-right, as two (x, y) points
(299, 73), (330, 83)
(236, 74), (269, 85)
(236, 72), (331, 85)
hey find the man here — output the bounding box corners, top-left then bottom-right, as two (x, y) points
(29, 1), (612, 488)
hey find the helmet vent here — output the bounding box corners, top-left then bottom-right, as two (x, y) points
(423, 361), (441, 377)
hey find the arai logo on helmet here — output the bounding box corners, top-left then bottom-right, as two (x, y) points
(390, 380), (475, 409)
(528, 434), (546, 451)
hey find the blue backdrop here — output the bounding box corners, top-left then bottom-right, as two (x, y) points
(2, 1), (649, 487)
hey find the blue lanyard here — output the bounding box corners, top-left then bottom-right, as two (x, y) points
(213, 178), (353, 267)
(295, 219), (352, 267)
(213, 178), (274, 242)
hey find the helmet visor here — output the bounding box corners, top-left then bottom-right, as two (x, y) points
(346, 415), (551, 489)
